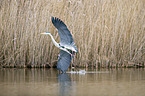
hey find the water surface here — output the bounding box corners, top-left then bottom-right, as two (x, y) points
(0, 68), (145, 96)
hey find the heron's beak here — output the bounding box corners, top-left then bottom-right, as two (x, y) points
(40, 32), (50, 35)
(40, 32), (45, 35)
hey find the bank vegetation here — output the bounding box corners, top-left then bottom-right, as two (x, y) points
(0, 0), (145, 68)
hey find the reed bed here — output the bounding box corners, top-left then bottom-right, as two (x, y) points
(0, 0), (145, 68)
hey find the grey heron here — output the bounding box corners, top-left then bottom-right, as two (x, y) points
(41, 17), (78, 73)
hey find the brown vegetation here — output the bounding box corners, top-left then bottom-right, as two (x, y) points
(0, 0), (145, 68)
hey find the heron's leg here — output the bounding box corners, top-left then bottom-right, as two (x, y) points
(64, 70), (66, 74)
(71, 53), (76, 71)
(58, 69), (61, 74)
(61, 70), (64, 74)
(71, 53), (78, 71)
(70, 53), (73, 71)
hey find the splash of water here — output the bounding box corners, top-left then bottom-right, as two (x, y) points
(66, 70), (109, 75)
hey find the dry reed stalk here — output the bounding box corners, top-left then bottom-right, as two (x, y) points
(0, 0), (144, 68)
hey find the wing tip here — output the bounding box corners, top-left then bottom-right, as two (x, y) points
(51, 16), (65, 25)
(51, 16), (55, 23)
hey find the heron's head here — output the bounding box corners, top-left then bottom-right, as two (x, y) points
(40, 32), (51, 35)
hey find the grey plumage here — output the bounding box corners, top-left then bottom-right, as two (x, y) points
(51, 17), (74, 45)
(51, 17), (77, 73)
(41, 17), (78, 73)
(57, 50), (74, 73)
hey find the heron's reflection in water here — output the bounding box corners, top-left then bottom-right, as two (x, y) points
(58, 74), (76, 96)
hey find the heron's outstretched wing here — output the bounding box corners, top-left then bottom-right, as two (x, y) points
(51, 17), (74, 45)
(57, 50), (72, 73)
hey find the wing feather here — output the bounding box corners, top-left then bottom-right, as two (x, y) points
(57, 50), (72, 72)
(51, 17), (74, 45)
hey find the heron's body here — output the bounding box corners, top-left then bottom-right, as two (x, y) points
(41, 17), (77, 73)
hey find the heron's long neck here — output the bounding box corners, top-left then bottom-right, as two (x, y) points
(48, 34), (59, 47)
